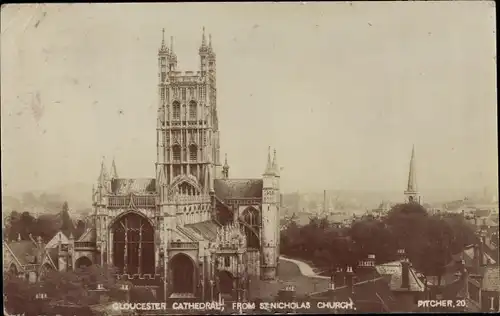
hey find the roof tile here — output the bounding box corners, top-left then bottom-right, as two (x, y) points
(214, 179), (263, 200)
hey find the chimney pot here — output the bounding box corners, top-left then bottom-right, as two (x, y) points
(401, 260), (411, 289)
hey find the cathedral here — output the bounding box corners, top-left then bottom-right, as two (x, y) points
(68, 28), (281, 301)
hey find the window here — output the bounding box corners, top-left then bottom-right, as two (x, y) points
(161, 72), (166, 82)
(224, 256), (230, 267)
(173, 101), (180, 120)
(203, 132), (207, 145)
(182, 88), (186, 100)
(160, 57), (166, 66)
(166, 88), (169, 102)
(189, 145), (197, 162)
(189, 88), (194, 98)
(189, 101), (197, 119)
(198, 87), (203, 99)
(161, 88), (165, 102)
(173, 145), (181, 162)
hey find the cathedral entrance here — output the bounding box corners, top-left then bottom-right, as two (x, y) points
(170, 253), (196, 294)
(218, 270), (234, 296)
(112, 212), (155, 275)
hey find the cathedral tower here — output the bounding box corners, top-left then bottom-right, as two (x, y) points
(404, 145), (422, 204)
(261, 147), (280, 279)
(156, 27), (219, 192)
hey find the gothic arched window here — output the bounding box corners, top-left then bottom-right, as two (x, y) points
(173, 145), (181, 162)
(189, 144), (198, 162)
(173, 101), (181, 120)
(189, 101), (197, 120)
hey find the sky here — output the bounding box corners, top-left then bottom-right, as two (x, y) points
(1, 2), (498, 196)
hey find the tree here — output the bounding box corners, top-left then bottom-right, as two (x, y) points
(61, 201), (75, 237)
(74, 220), (86, 240)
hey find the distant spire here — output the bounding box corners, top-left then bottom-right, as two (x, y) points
(161, 28), (166, 48)
(406, 145), (417, 192)
(264, 146), (274, 175)
(272, 149), (280, 176)
(170, 36), (174, 54)
(111, 158), (118, 179)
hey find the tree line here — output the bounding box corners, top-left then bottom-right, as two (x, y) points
(280, 203), (478, 284)
(4, 201), (88, 243)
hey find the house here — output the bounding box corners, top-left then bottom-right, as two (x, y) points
(307, 250), (425, 313)
(3, 234), (57, 283)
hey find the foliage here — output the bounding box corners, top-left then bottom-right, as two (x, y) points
(4, 265), (128, 315)
(280, 203), (478, 279)
(4, 201), (83, 243)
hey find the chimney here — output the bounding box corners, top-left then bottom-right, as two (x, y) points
(479, 229), (486, 266)
(367, 254), (376, 267)
(334, 267), (345, 288)
(401, 259), (411, 290)
(458, 260), (470, 299)
(345, 266), (354, 294)
(397, 248), (407, 262)
(328, 275), (335, 291)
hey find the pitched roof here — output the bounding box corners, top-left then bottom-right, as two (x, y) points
(482, 266), (500, 292)
(77, 228), (96, 242)
(5, 240), (39, 265)
(183, 221), (219, 241)
(375, 261), (425, 292)
(111, 178), (156, 195)
(214, 179), (263, 200)
(45, 231), (70, 249)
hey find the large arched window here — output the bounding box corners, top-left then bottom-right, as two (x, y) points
(189, 101), (197, 120)
(172, 101), (181, 120)
(189, 144), (198, 162)
(173, 145), (181, 162)
(112, 213), (155, 275)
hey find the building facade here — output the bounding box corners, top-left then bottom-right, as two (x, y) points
(69, 28), (281, 301)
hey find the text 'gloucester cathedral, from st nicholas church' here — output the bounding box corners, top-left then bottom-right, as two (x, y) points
(67, 28), (282, 301)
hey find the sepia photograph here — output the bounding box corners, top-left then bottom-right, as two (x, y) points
(1, 2), (498, 315)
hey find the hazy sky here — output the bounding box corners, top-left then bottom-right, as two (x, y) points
(1, 2), (497, 196)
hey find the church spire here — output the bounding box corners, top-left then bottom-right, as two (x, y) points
(404, 145), (422, 204)
(407, 145), (417, 192)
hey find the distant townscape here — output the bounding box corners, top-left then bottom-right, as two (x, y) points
(2, 5), (499, 315)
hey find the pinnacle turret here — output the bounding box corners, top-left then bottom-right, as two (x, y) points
(111, 158), (118, 179)
(272, 149), (280, 177)
(264, 146), (274, 176)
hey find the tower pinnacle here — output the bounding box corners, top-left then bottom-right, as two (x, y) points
(202, 27), (206, 47)
(272, 149), (280, 177)
(111, 158), (118, 179)
(264, 146), (274, 176)
(170, 36), (174, 54)
(222, 153), (229, 179)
